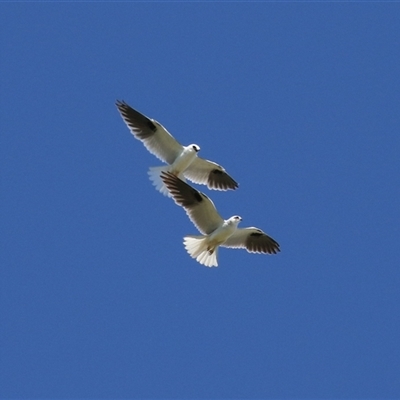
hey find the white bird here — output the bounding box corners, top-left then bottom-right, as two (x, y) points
(116, 100), (238, 197)
(161, 172), (280, 267)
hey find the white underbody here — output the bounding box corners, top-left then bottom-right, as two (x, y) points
(184, 218), (240, 267)
(148, 146), (198, 197)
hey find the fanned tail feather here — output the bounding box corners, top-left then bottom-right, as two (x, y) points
(148, 166), (186, 197)
(183, 235), (219, 267)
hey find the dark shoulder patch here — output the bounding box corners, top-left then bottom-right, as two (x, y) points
(250, 232), (263, 237)
(211, 169), (223, 175)
(147, 120), (157, 132)
(193, 190), (203, 203)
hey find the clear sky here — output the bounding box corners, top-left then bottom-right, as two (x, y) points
(1, 3), (399, 399)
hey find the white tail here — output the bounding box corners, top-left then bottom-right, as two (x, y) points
(183, 235), (219, 267)
(148, 166), (186, 197)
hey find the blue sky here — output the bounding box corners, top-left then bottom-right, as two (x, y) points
(1, 3), (399, 399)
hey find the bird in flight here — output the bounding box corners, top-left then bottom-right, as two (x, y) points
(161, 172), (280, 267)
(116, 100), (238, 197)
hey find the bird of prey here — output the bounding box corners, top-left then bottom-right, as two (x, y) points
(161, 172), (280, 267)
(116, 100), (238, 197)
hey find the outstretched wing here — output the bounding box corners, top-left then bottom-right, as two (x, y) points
(116, 100), (183, 164)
(184, 158), (238, 190)
(222, 227), (280, 254)
(161, 172), (224, 235)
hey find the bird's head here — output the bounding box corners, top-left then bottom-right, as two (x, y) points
(229, 215), (242, 226)
(189, 144), (200, 153)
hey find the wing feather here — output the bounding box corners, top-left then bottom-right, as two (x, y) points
(184, 158), (238, 190)
(161, 172), (224, 235)
(116, 100), (182, 164)
(222, 227), (280, 254)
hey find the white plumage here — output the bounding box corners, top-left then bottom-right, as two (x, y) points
(116, 101), (238, 197)
(161, 172), (280, 267)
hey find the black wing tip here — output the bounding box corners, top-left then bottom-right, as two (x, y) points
(269, 244), (281, 254)
(268, 241), (280, 254)
(208, 169), (239, 191)
(256, 244), (281, 255)
(248, 231), (280, 255)
(115, 100), (132, 116)
(160, 171), (177, 182)
(160, 171), (184, 197)
(265, 235), (280, 254)
(161, 172), (204, 205)
(160, 171), (177, 189)
(115, 99), (128, 109)
(115, 102), (157, 135)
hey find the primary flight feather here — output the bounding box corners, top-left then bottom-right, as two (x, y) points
(116, 101), (238, 196)
(161, 172), (280, 267)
